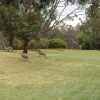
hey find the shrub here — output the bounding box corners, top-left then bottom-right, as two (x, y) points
(28, 40), (36, 49)
(29, 38), (49, 49)
(81, 42), (90, 50)
(13, 39), (22, 50)
(36, 38), (49, 49)
(78, 37), (91, 50)
(49, 38), (67, 48)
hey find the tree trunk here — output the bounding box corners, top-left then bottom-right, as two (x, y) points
(22, 0), (30, 57)
(9, 34), (14, 47)
(23, 39), (29, 54)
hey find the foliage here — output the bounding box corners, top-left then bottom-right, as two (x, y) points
(0, 4), (20, 47)
(0, 0), (56, 53)
(13, 39), (22, 50)
(29, 38), (49, 49)
(79, 37), (90, 50)
(19, 11), (43, 42)
(49, 38), (67, 48)
(43, 24), (80, 49)
(28, 40), (36, 49)
(0, 5), (19, 34)
(79, 0), (100, 49)
(36, 38), (49, 49)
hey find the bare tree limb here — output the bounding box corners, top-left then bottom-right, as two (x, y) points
(53, 3), (68, 26)
(41, 0), (61, 31)
(41, 6), (82, 33)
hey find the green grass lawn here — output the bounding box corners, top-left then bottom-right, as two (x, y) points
(0, 49), (100, 100)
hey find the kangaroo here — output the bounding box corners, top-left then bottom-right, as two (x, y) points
(36, 49), (47, 58)
(4, 47), (13, 52)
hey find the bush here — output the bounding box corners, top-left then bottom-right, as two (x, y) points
(49, 38), (67, 48)
(29, 38), (49, 49)
(36, 38), (49, 49)
(13, 39), (22, 50)
(81, 42), (90, 50)
(28, 40), (36, 49)
(78, 37), (91, 50)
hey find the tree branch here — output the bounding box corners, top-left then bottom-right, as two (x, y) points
(41, 6), (82, 33)
(41, 0), (61, 31)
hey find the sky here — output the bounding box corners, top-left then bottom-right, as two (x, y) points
(57, 3), (87, 26)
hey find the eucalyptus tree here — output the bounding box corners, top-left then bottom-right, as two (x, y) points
(80, 0), (100, 49)
(18, 0), (55, 55)
(0, 0), (20, 47)
(88, 0), (100, 49)
(0, 0), (55, 52)
(17, 0), (88, 55)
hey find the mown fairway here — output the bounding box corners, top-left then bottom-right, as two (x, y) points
(0, 50), (100, 100)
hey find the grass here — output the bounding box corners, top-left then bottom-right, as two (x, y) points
(0, 49), (100, 100)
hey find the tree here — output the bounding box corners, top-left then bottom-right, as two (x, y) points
(79, 0), (100, 49)
(0, 0), (55, 53)
(0, 1), (20, 47)
(18, 0), (55, 55)
(19, 10), (43, 54)
(18, 0), (88, 55)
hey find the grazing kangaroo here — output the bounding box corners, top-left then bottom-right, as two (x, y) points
(0, 32), (13, 52)
(4, 47), (13, 52)
(21, 53), (28, 62)
(36, 49), (48, 58)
